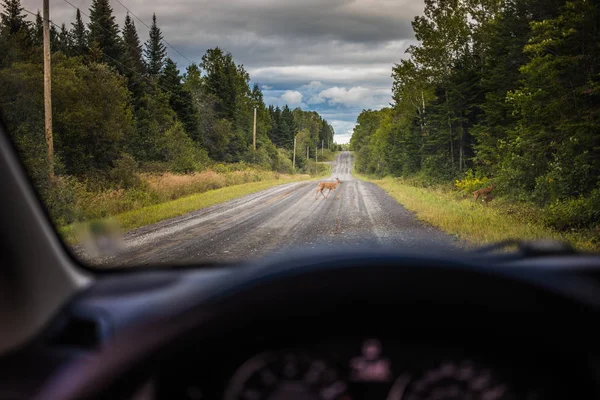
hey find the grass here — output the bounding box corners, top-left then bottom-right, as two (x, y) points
(60, 174), (314, 244)
(357, 174), (598, 252)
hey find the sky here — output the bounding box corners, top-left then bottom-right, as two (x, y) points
(20, 0), (423, 144)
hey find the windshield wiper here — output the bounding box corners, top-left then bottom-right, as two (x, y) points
(472, 238), (577, 258)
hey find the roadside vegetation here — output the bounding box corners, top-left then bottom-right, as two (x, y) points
(60, 171), (314, 244)
(0, 0), (341, 232)
(351, 0), (600, 248)
(358, 174), (598, 251)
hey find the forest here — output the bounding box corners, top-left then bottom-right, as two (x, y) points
(350, 0), (599, 234)
(0, 0), (337, 227)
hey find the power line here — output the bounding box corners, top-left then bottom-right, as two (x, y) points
(22, 7), (194, 108)
(113, 0), (195, 65)
(61, 0), (146, 61)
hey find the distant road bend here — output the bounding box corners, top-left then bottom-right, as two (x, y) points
(84, 152), (457, 267)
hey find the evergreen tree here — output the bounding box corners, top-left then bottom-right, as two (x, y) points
(122, 13), (144, 74)
(122, 13), (146, 108)
(144, 13), (166, 76)
(57, 23), (72, 55)
(70, 9), (88, 57)
(0, 0), (29, 35)
(88, 0), (123, 70)
(32, 11), (43, 47)
(160, 57), (199, 139)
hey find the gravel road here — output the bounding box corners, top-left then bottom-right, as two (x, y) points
(82, 152), (459, 267)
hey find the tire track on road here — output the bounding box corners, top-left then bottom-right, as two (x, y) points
(87, 151), (459, 268)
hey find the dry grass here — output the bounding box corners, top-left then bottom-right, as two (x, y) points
(61, 175), (313, 244)
(358, 175), (599, 252)
(142, 169), (294, 202)
(60, 168), (312, 243)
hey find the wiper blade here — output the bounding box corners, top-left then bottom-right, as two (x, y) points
(472, 238), (577, 258)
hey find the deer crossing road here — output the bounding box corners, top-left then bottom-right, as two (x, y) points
(86, 152), (457, 267)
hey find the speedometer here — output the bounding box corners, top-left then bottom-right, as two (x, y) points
(388, 360), (516, 400)
(224, 350), (353, 400)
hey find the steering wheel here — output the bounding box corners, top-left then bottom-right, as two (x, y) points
(33, 249), (598, 400)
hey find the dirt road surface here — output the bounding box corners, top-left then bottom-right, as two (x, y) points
(81, 152), (458, 267)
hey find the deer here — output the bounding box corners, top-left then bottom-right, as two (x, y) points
(473, 183), (495, 202)
(315, 177), (342, 200)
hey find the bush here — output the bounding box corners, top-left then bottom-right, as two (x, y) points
(542, 188), (600, 231)
(272, 148), (294, 174)
(161, 122), (210, 173)
(454, 170), (490, 197)
(420, 154), (456, 184)
(109, 154), (142, 189)
(242, 147), (272, 170)
(41, 176), (85, 226)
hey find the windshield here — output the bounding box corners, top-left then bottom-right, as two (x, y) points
(0, 0), (598, 268)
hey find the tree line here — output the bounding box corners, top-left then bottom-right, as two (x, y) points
(351, 0), (599, 232)
(0, 0), (336, 192)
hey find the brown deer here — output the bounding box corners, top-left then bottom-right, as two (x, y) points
(473, 183), (495, 202)
(315, 177), (342, 199)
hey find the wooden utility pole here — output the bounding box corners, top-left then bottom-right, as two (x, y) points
(315, 147), (318, 175)
(292, 136), (296, 171)
(252, 107), (256, 151)
(43, 0), (54, 180)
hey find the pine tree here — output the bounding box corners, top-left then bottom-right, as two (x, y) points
(32, 10), (43, 47)
(144, 13), (166, 76)
(88, 0), (123, 70)
(57, 23), (72, 55)
(121, 13), (146, 108)
(50, 23), (59, 50)
(0, 0), (29, 35)
(160, 57), (199, 139)
(70, 9), (88, 57)
(122, 14), (145, 74)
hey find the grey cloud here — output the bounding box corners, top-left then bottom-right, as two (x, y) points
(25, 0), (423, 145)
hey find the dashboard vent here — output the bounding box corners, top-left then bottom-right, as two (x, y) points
(48, 315), (102, 349)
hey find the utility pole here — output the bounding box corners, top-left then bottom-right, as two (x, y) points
(292, 135), (296, 172)
(315, 147), (318, 175)
(43, 0), (54, 180)
(252, 107), (256, 151)
(322, 139), (324, 156)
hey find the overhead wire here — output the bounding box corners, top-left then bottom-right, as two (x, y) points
(23, 7), (194, 107)
(113, 0), (195, 65)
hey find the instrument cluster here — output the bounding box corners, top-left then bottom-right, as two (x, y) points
(154, 337), (565, 400)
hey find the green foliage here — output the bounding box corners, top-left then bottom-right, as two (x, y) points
(161, 121), (210, 173)
(542, 189), (600, 231)
(109, 153), (142, 189)
(87, 0), (123, 71)
(0, 0), (336, 233)
(143, 13), (165, 75)
(351, 0), (600, 235)
(454, 171), (490, 197)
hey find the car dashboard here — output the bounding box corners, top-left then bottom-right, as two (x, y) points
(150, 332), (586, 400)
(3, 252), (600, 400)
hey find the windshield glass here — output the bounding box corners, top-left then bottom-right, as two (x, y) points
(1, 0), (598, 268)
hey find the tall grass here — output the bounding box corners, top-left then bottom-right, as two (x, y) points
(60, 175), (313, 244)
(53, 167), (314, 241)
(358, 175), (599, 252)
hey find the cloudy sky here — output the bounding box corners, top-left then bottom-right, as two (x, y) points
(21, 0), (423, 144)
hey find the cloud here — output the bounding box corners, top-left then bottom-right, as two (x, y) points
(329, 120), (357, 144)
(318, 86), (370, 107)
(280, 90), (303, 106)
(249, 65), (394, 87)
(26, 0), (422, 146)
